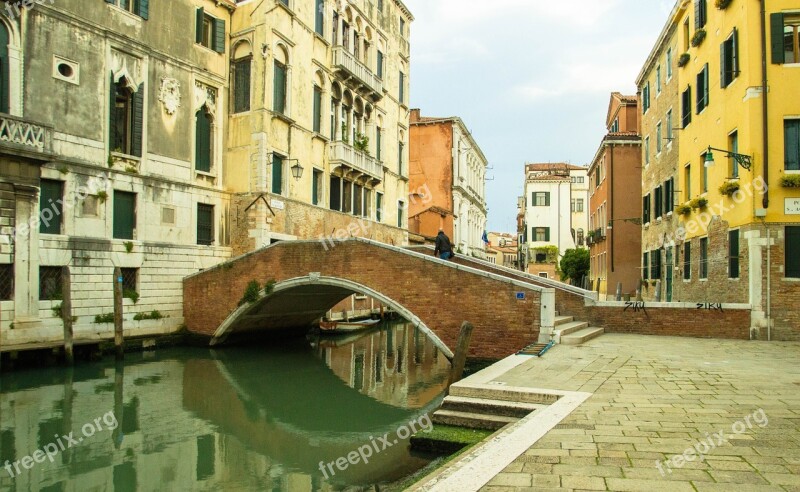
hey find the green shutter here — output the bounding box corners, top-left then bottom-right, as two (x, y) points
(376, 128), (382, 160)
(729, 230), (740, 278)
(787, 227), (800, 277)
(399, 72), (404, 103)
(545, 192), (550, 206)
(273, 62), (286, 113)
(213, 18), (226, 54)
(704, 64), (709, 108)
(105, 0), (115, 3)
(234, 59), (251, 113)
(694, 0), (702, 29)
(39, 180), (63, 235)
(643, 252), (649, 280)
(720, 38), (728, 88)
(315, 0), (324, 34)
(376, 193), (382, 221)
(195, 109), (211, 172)
(109, 73), (117, 149)
(113, 191), (136, 240)
(313, 86), (322, 133)
(196, 8), (204, 44)
(544, 228), (550, 242)
(137, 0), (148, 20)
(312, 170), (320, 205)
(786, 121), (800, 171)
(377, 51), (384, 78)
(131, 83), (144, 157)
(684, 243), (691, 280)
(771, 13), (785, 64)
(272, 155), (283, 194)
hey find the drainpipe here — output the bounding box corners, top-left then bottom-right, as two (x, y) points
(609, 142), (615, 273)
(760, 0), (770, 209)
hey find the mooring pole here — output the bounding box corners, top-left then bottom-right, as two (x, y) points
(61, 266), (74, 365)
(114, 267), (124, 359)
(448, 321), (474, 389)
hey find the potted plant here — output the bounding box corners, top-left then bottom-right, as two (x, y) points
(678, 53), (691, 67)
(354, 132), (370, 155)
(781, 175), (800, 188)
(676, 204), (692, 216)
(691, 29), (707, 47)
(718, 180), (741, 197)
(690, 197), (709, 210)
(715, 0), (733, 9)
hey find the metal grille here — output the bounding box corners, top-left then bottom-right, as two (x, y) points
(121, 268), (138, 293)
(0, 264), (12, 300)
(197, 204), (214, 246)
(39, 266), (62, 300)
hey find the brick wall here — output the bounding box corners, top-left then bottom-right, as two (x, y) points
(765, 225), (800, 340)
(183, 240), (543, 360)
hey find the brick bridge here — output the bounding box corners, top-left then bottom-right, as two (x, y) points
(182, 239), (556, 359)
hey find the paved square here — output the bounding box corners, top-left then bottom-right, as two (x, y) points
(482, 334), (800, 491)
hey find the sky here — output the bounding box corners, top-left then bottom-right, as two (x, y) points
(404, 0), (675, 233)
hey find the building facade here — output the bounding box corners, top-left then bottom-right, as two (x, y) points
(587, 93), (642, 299)
(408, 109), (488, 257)
(0, 0), (415, 348)
(485, 232), (518, 268)
(639, 0), (800, 339)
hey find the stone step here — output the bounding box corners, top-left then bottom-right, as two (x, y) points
(440, 395), (546, 418)
(561, 327), (605, 345)
(449, 385), (560, 405)
(554, 320), (589, 338)
(432, 409), (519, 431)
(554, 315), (574, 326)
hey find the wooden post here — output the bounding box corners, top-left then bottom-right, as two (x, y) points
(447, 322), (474, 388)
(61, 266), (74, 365)
(114, 267), (124, 359)
(112, 361), (124, 449)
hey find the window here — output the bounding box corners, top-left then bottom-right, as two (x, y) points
(272, 154), (284, 195)
(656, 65), (662, 94)
(40, 180), (63, 235)
(109, 76), (143, 157)
(233, 58), (251, 113)
(196, 8), (225, 53)
(787, 226), (800, 277)
(398, 141), (405, 175)
(353, 184), (363, 216)
(532, 192), (550, 206)
(684, 18), (691, 51)
(664, 177), (674, 213)
(721, 28), (739, 88)
(610, 118), (619, 133)
(681, 86), (692, 128)
(642, 81), (650, 113)
(399, 71), (405, 104)
(0, 264), (12, 300)
(654, 185), (663, 219)
(643, 193), (651, 223)
(683, 242), (691, 280)
(330, 176), (341, 211)
(197, 204), (214, 246)
(685, 164), (692, 200)
(376, 126), (382, 161)
(399, 16), (406, 37)
(570, 198), (584, 213)
(702, 153), (708, 193)
(315, 0), (324, 35)
(695, 0), (707, 29)
(312, 85), (322, 133)
(376, 192), (383, 222)
(121, 268), (137, 293)
(378, 0), (384, 12)
(645, 136), (650, 165)
(397, 201), (404, 228)
(666, 47), (673, 80)
(651, 249), (662, 279)
(666, 109), (673, 143)
(273, 61), (287, 114)
(643, 252), (649, 280)
(771, 13), (800, 64)
(377, 51), (384, 79)
(108, 0), (148, 19)
(700, 237), (708, 279)
(696, 64), (709, 113)
(533, 227), (550, 242)
(571, 176), (585, 184)
(656, 122), (663, 153)
(312, 169), (323, 206)
(195, 107), (212, 172)
(729, 130), (739, 178)
(785, 120), (800, 171)
(113, 191), (136, 240)
(729, 230), (740, 278)
(39, 266), (62, 301)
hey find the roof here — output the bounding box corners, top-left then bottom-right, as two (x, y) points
(636, 0), (686, 85)
(528, 175), (572, 182)
(408, 206), (454, 219)
(525, 163), (587, 172)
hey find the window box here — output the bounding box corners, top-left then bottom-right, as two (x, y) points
(719, 180), (741, 197)
(678, 53), (691, 68)
(781, 175), (800, 188)
(691, 29), (707, 47)
(676, 204), (692, 216)
(715, 0), (733, 9)
(690, 197), (709, 210)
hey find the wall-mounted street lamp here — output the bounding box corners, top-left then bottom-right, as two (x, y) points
(704, 146), (753, 171)
(607, 218), (643, 230)
(286, 159), (304, 180)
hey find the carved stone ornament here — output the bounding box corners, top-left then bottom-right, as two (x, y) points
(158, 78), (181, 115)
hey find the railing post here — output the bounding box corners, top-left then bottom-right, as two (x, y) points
(539, 288), (556, 343)
(448, 322), (474, 389)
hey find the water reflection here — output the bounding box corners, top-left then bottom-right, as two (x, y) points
(0, 319), (450, 491)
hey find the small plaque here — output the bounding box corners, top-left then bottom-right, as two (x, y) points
(270, 199), (285, 210)
(516, 292), (526, 300)
(785, 198), (800, 215)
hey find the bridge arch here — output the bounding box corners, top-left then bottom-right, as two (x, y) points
(210, 275), (453, 358)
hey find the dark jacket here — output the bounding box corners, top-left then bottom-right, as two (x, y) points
(434, 232), (452, 256)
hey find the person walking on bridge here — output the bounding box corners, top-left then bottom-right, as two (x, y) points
(434, 229), (454, 260)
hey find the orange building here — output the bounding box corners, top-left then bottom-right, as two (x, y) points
(587, 93), (642, 299)
(409, 109), (488, 257)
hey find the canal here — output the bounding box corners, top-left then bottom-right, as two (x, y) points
(0, 320), (451, 491)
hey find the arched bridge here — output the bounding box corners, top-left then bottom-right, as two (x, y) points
(183, 239), (556, 359)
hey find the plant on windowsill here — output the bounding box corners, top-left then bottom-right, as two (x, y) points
(97, 191), (108, 203)
(719, 180), (741, 197)
(354, 132), (370, 155)
(678, 53), (691, 67)
(94, 312), (115, 324)
(691, 29), (707, 47)
(124, 241), (134, 253)
(715, 0), (733, 9)
(676, 204), (692, 216)
(123, 289), (140, 304)
(341, 123), (349, 144)
(780, 175), (800, 188)
(690, 197), (709, 210)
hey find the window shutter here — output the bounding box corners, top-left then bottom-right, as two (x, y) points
(729, 230), (740, 278)
(109, 73), (117, 147)
(137, 0), (149, 20)
(196, 8), (204, 44)
(732, 28), (739, 77)
(684, 243), (691, 280)
(771, 13), (785, 64)
(273, 62), (286, 113)
(39, 180), (63, 234)
(376, 128), (382, 160)
(315, 0), (324, 35)
(113, 191), (136, 240)
(131, 83), (144, 157)
(105, 0), (114, 3)
(643, 252), (649, 280)
(694, 0), (702, 29)
(272, 155), (283, 194)
(377, 51), (384, 78)
(704, 64), (709, 108)
(720, 39), (728, 88)
(195, 110), (211, 172)
(313, 86), (321, 133)
(213, 18), (226, 53)
(787, 227), (800, 277)
(545, 192), (550, 206)
(544, 228), (550, 242)
(234, 59), (251, 113)
(785, 121), (800, 171)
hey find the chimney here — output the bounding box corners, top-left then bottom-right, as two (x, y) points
(410, 108), (421, 123)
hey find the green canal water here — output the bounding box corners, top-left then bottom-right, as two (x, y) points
(0, 321), (451, 491)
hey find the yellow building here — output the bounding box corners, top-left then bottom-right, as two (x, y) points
(639, 0), (800, 339)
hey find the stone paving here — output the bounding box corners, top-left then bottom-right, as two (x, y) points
(482, 334), (800, 491)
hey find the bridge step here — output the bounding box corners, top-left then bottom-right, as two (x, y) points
(432, 409), (519, 430)
(440, 395), (546, 418)
(554, 315), (574, 327)
(449, 385), (560, 405)
(561, 327), (605, 345)
(553, 321), (589, 341)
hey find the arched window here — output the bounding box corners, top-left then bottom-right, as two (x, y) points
(273, 45), (289, 114)
(232, 41), (252, 113)
(0, 22), (8, 114)
(330, 82), (341, 140)
(110, 76), (143, 157)
(195, 106), (213, 172)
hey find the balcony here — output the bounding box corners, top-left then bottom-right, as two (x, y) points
(0, 113), (53, 159)
(332, 46), (383, 102)
(329, 141), (384, 184)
